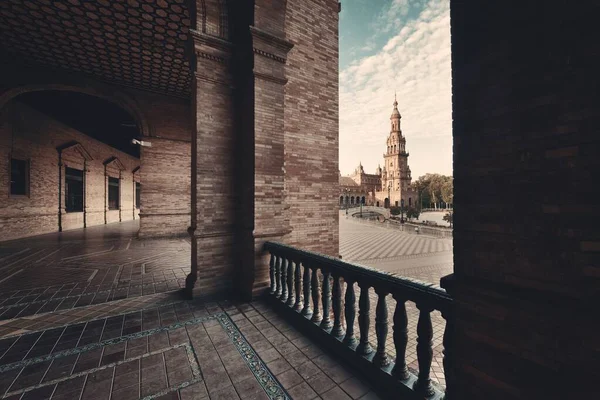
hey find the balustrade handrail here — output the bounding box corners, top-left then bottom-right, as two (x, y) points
(263, 241), (451, 313)
(263, 241), (455, 399)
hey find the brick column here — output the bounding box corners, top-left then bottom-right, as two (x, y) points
(185, 30), (235, 299)
(245, 26), (294, 299)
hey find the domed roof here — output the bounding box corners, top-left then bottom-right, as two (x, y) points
(390, 93), (401, 119)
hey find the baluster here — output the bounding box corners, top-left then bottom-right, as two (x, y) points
(280, 258), (288, 303)
(320, 270), (333, 330)
(286, 259), (295, 307)
(343, 280), (357, 347)
(414, 305), (435, 397)
(301, 265), (312, 317)
(442, 309), (454, 400)
(391, 296), (409, 379)
(331, 274), (344, 337)
(310, 268), (322, 323)
(275, 256), (282, 298)
(373, 290), (390, 367)
(356, 282), (373, 356)
(294, 261), (303, 312)
(269, 253), (275, 295)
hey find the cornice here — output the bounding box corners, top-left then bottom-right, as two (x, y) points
(250, 26), (294, 65)
(190, 29), (232, 65)
(254, 71), (288, 85)
(249, 26), (294, 53)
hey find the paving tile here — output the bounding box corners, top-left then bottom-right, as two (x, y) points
(209, 384), (240, 400)
(307, 372), (337, 395)
(339, 378), (370, 399)
(233, 376), (265, 400)
(275, 368), (304, 390)
(288, 381), (319, 400)
(266, 358), (292, 375)
(294, 360), (322, 380)
(322, 386), (353, 400)
(358, 391), (382, 400)
(179, 381), (209, 400)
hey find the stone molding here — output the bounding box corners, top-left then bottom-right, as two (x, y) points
(190, 29), (233, 64)
(250, 26), (294, 58)
(253, 71), (288, 85)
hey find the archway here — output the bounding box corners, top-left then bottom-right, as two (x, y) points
(351, 196), (355, 205)
(340, 196), (344, 205)
(0, 90), (144, 240)
(361, 196), (366, 205)
(384, 198), (390, 208)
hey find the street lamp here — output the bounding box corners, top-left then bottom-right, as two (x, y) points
(387, 182), (391, 209)
(400, 198), (405, 224)
(344, 188), (349, 215)
(360, 196), (363, 218)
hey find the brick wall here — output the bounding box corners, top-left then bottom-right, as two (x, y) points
(283, 0), (340, 256)
(0, 101), (140, 241)
(449, 1), (600, 398)
(0, 62), (193, 239)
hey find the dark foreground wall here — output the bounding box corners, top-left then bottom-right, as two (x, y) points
(449, 1), (600, 398)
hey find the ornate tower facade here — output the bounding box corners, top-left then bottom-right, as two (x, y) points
(377, 95), (416, 207)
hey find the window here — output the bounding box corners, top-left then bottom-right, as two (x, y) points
(108, 177), (120, 210)
(10, 158), (29, 196)
(135, 182), (141, 209)
(65, 167), (84, 212)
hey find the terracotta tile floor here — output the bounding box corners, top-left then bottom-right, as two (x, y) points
(0, 222), (382, 399)
(0, 297), (382, 400)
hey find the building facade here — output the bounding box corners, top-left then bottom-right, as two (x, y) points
(0, 101), (140, 241)
(0, 0), (340, 300)
(340, 96), (418, 208)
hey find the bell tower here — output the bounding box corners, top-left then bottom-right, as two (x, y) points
(382, 94), (412, 204)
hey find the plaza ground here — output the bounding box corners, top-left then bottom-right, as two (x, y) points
(0, 222), (381, 400)
(339, 213), (453, 285)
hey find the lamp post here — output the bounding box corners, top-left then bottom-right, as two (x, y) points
(360, 195), (363, 218)
(345, 188), (349, 215)
(400, 198), (405, 224)
(387, 182), (391, 209)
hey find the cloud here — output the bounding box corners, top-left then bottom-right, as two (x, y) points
(340, 0), (452, 179)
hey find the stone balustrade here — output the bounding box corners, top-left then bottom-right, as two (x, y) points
(264, 241), (454, 400)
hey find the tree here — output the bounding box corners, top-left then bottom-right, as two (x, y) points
(441, 178), (453, 209)
(443, 212), (453, 228)
(389, 206), (401, 216)
(406, 206), (420, 220)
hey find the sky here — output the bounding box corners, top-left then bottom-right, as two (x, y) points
(339, 0), (452, 179)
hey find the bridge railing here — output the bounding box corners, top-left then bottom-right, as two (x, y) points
(263, 242), (454, 399)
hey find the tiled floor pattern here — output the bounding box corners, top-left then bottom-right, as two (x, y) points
(0, 222), (190, 321)
(339, 218), (452, 262)
(337, 217), (451, 387)
(0, 298), (381, 400)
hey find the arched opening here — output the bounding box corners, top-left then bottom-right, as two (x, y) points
(409, 197), (412, 206)
(340, 196), (344, 205)
(0, 90), (144, 240)
(361, 196), (366, 205)
(376, 201), (380, 207)
(351, 196), (355, 205)
(384, 198), (390, 208)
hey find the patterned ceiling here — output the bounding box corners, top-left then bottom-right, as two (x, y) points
(0, 0), (193, 98)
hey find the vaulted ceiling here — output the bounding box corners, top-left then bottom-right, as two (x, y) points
(0, 0), (193, 98)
